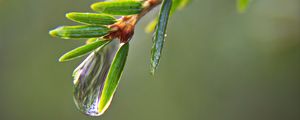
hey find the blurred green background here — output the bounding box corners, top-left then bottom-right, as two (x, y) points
(0, 0), (300, 120)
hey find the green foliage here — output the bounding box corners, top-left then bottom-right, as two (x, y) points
(49, 0), (190, 117)
(59, 39), (110, 62)
(151, 0), (172, 74)
(237, 0), (251, 13)
(98, 43), (129, 113)
(49, 25), (110, 39)
(145, 0), (191, 33)
(171, 0), (191, 14)
(91, 0), (143, 15)
(66, 12), (117, 25)
(85, 38), (99, 44)
(145, 18), (158, 33)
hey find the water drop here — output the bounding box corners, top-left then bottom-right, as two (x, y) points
(73, 40), (120, 116)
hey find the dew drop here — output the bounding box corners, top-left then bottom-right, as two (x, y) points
(73, 40), (120, 116)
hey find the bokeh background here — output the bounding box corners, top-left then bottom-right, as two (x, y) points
(0, 0), (300, 120)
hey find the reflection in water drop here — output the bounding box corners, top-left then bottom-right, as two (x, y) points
(73, 40), (120, 116)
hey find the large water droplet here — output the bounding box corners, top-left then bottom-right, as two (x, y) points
(73, 40), (120, 116)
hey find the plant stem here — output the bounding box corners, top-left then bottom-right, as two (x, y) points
(134, 0), (162, 24)
(105, 0), (162, 43)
